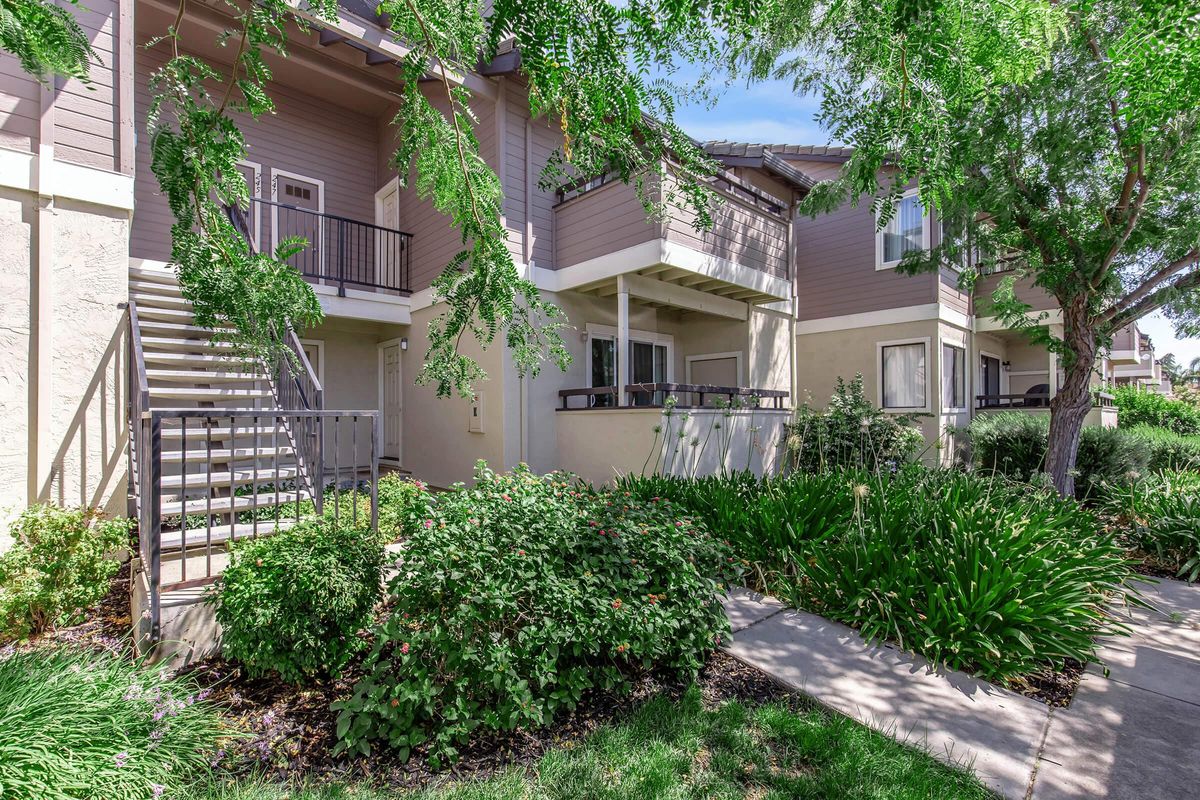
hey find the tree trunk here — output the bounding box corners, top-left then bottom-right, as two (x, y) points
(1046, 298), (1098, 497)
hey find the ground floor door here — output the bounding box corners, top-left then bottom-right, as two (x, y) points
(980, 354), (1001, 407)
(381, 342), (402, 463)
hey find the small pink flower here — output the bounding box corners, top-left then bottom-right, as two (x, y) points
(423, 519), (433, 528)
(400, 642), (410, 655)
(151, 784), (165, 798)
(114, 751), (128, 768)
(502, 494), (512, 502)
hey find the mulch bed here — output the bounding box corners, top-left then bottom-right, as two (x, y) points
(1013, 659), (1084, 708)
(178, 650), (802, 790)
(0, 561), (135, 660)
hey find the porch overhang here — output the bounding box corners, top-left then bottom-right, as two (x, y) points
(551, 239), (792, 307)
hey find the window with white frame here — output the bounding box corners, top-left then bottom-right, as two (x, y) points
(877, 191), (928, 269)
(880, 341), (927, 410)
(942, 343), (966, 409)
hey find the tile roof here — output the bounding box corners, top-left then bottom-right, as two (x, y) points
(703, 141), (854, 160)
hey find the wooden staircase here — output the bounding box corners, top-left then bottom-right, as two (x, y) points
(129, 264), (312, 591)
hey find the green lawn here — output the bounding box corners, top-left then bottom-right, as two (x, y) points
(188, 686), (993, 800)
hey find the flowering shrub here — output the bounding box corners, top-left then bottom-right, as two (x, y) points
(332, 462), (739, 765)
(377, 473), (426, 537)
(0, 504), (131, 641)
(1111, 385), (1200, 435)
(0, 647), (225, 800)
(785, 375), (924, 473)
(211, 519), (385, 683)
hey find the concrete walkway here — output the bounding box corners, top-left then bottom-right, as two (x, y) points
(722, 579), (1200, 799)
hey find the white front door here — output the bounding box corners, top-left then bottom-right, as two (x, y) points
(382, 342), (402, 462)
(375, 181), (401, 290)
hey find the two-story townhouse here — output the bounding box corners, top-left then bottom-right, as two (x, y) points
(0, 1), (815, 641)
(707, 142), (1119, 462)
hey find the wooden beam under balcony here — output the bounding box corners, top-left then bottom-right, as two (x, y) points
(620, 274), (749, 321)
(318, 29), (346, 46)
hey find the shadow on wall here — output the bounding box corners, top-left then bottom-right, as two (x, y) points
(38, 321), (128, 516)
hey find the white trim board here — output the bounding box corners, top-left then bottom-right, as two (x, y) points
(796, 303), (963, 335)
(0, 148), (135, 210)
(551, 239), (793, 302)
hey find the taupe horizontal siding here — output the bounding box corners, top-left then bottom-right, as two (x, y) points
(553, 179), (661, 268)
(132, 45), (379, 264)
(663, 173), (789, 279)
(790, 156), (935, 320)
(974, 272), (1058, 314)
(0, 0), (120, 169)
(939, 268), (970, 316)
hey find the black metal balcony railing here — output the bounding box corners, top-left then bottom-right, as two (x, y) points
(558, 383), (789, 410)
(247, 197), (412, 296)
(975, 391), (1115, 410)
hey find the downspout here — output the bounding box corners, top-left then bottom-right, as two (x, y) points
(788, 195), (798, 413)
(520, 116), (534, 465)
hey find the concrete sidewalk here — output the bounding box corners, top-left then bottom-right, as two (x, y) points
(722, 579), (1200, 799)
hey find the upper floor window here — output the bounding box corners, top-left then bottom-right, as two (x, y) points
(876, 190), (928, 270)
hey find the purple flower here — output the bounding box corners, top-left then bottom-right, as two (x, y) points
(151, 784), (165, 798)
(114, 751), (128, 768)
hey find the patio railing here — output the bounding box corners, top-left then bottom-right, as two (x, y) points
(558, 383), (789, 410)
(975, 391), (1115, 410)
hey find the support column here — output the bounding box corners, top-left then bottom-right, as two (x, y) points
(616, 276), (630, 407)
(1048, 323), (1062, 400)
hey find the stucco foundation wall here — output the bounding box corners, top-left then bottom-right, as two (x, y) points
(401, 301), (508, 488)
(0, 189), (34, 545)
(556, 408), (790, 486)
(0, 189), (129, 551)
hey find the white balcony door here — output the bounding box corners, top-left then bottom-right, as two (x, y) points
(374, 179), (401, 290)
(379, 341), (403, 463)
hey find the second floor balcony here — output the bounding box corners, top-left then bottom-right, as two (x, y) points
(246, 197), (412, 296)
(552, 165), (794, 304)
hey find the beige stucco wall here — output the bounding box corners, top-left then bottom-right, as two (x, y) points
(401, 301), (509, 488)
(556, 407), (790, 486)
(0, 188), (130, 550)
(302, 315), (407, 474)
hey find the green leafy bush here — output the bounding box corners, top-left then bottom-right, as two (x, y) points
(377, 473), (425, 537)
(1125, 425), (1200, 471)
(211, 519), (385, 683)
(964, 413), (1149, 497)
(1112, 385), (1200, 435)
(963, 411), (1049, 480)
(1101, 470), (1200, 582)
(623, 467), (1137, 682)
(0, 504), (131, 640)
(0, 646), (226, 800)
(333, 463), (739, 764)
(785, 374), (924, 473)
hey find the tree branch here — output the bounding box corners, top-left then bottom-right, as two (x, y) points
(1107, 252), (1200, 330)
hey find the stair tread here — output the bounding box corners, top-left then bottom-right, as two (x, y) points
(150, 387), (273, 397)
(130, 292), (192, 310)
(161, 424), (288, 439)
(136, 307), (202, 322)
(161, 490), (305, 517)
(138, 320), (235, 336)
(160, 466), (300, 489)
(140, 336), (240, 354)
(161, 446), (295, 462)
(129, 281), (183, 297)
(147, 368), (265, 383)
(142, 351), (254, 365)
(160, 519), (302, 551)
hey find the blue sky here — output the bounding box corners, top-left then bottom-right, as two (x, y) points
(668, 75), (1200, 364)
